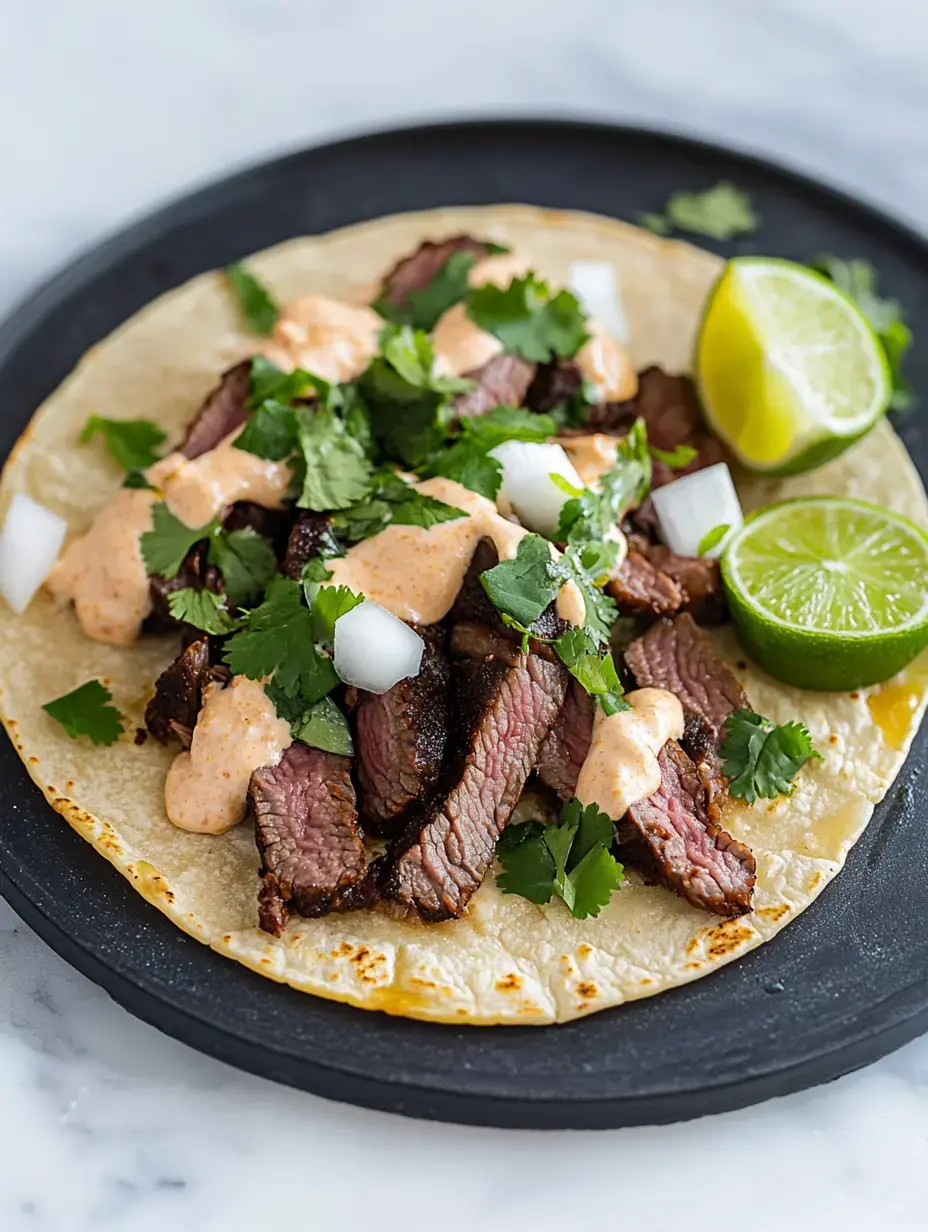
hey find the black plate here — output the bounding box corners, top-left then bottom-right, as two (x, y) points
(2, 120), (927, 1129)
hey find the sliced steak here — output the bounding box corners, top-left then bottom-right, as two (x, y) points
(251, 742), (366, 935)
(535, 679), (595, 801)
(608, 547), (723, 622)
(525, 360), (584, 414)
(146, 542), (223, 634)
(355, 626), (451, 836)
(608, 551), (684, 618)
(624, 613), (748, 746)
(627, 740), (755, 916)
(181, 360), (252, 459)
(379, 235), (488, 308)
(145, 638), (225, 746)
(380, 653), (568, 920)
(453, 353), (537, 420)
(282, 511), (339, 579)
(646, 546), (724, 623)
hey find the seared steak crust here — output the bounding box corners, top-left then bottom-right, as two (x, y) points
(252, 742), (366, 935)
(525, 360), (584, 414)
(535, 679), (595, 801)
(608, 547), (724, 623)
(145, 638), (216, 746)
(282, 511), (339, 580)
(380, 653), (568, 920)
(453, 353), (537, 420)
(608, 552), (684, 618)
(628, 740), (755, 916)
(182, 360), (252, 459)
(379, 235), (487, 308)
(355, 625), (451, 836)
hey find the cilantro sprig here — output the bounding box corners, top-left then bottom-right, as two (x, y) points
(373, 250), (479, 332)
(556, 419), (652, 547)
(80, 415), (167, 472)
(140, 505), (220, 579)
(554, 627), (628, 714)
(466, 273), (589, 363)
(424, 405), (556, 500)
(639, 183), (759, 242)
(480, 534), (562, 628)
(496, 799), (625, 919)
(332, 468), (465, 544)
(42, 680), (124, 746)
(225, 263), (279, 336)
(167, 588), (241, 635)
(721, 708), (822, 804)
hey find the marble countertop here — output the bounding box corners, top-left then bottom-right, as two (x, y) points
(2, 0), (928, 1227)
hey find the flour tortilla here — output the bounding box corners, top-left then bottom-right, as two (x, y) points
(1, 205), (926, 1025)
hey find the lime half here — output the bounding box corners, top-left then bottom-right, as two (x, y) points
(696, 257), (891, 476)
(722, 498), (928, 690)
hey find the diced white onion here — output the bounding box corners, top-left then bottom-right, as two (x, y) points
(489, 441), (583, 538)
(568, 260), (628, 342)
(333, 601), (424, 694)
(650, 463), (743, 559)
(0, 494), (68, 614)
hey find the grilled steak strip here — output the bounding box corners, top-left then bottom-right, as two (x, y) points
(608, 551), (684, 618)
(182, 360), (252, 459)
(608, 547), (723, 623)
(380, 653), (568, 920)
(379, 235), (488, 308)
(535, 679), (595, 802)
(453, 353), (537, 420)
(145, 638), (224, 746)
(282, 511), (340, 579)
(627, 740), (755, 916)
(251, 742), (366, 935)
(355, 625), (451, 836)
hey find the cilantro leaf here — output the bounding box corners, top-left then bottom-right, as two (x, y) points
(650, 183), (759, 241)
(425, 406), (556, 500)
(556, 419), (651, 546)
(291, 695), (354, 757)
(80, 415), (167, 471)
(556, 542), (619, 646)
(811, 255), (914, 412)
(207, 527), (277, 608)
(140, 504), (219, 579)
(696, 523), (730, 556)
(332, 469), (466, 543)
(458, 405), (556, 450)
(373, 250), (479, 331)
(466, 273), (589, 363)
(223, 575), (338, 705)
(313, 584), (363, 646)
(637, 211), (672, 236)
(123, 469), (155, 490)
(650, 442), (697, 469)
(554, 626), (628, 714)
(225, 263), (279, 336)
(42, 680), (124, 746)
(234, 399), (299, 461)
(247, 356), (315, 408)
(480, 534), (562, 628)
(295, 406), (373, 511)
(721, 708), (822, 804)
(167, 587), (241, 635)
(496, 798), (624, 918)
(428, 444), (503, 500)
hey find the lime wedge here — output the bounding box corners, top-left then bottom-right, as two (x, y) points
(696, 257), (891, 476)
(722, 498), (928, 690)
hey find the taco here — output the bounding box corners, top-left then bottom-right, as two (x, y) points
(1, 204), (926, 1024)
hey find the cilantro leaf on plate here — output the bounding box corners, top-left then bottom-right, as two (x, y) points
(42, 679), (124, 746)
(291, 694), (354, 757)
(223, 575), (338, 705)
(480, 533), (562, 628)
(167, 587), (241, 635)
(496, 798), (624, 919)
(206, 527), (277, 608)
(466, 273), (589, 363)
(313, 584), (364, 646)
(225, 263), (279, 336)
(720, 707), (822, 804)
(80, 415), (167, 472)
(373, 250), (479, 332)
(640, 183), (759, 242)
(140, 504), (219, 580)
(554, 626), (628, 714)
(295, 406), (373, 511)
(811, 255), (914, 411)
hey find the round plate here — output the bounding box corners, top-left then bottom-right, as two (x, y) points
(2, 120), (927, 1129)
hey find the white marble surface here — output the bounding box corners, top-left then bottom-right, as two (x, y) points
(2, 0), (928, 1227)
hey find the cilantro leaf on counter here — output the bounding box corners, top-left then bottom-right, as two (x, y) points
(80, 415), (167, 472)
(425, 406), (556, 500)
(42, 680), (125, 747)
(720, 708), (822, 804)
(496, 798), (625, 919)
(295, 406), (373, 511)
(554, 627), (628, 714)
(811, 255), (914, 411)
(167, 587), (241, 635)
(223, 575), (338, 705)
(466, 273), (589, 363)
(556, 418), (651, 546)
(291, 695), (354, 757)
(373, 250), (479, 332)
(140, 504), (219, 580)
(650, 442), (697, 469)
(360, 325), (473, 467)
(480, 533), (562, 628)
(332, 468), (466, 543)
(225, 263), (279, 336)
(313, 584), (364, 646)
(207, 527), (277, 609)
(639, 183), (759, 242)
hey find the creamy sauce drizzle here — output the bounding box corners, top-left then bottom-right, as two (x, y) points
(260, 293), (382, 381)
(575, 688), (684, 819)
(328, 477), (584, 626)
(161, 430), (290, 528)
(164, 677), (292, 834)
(575, 320), (637, 402)
(559, 433), (621, 486)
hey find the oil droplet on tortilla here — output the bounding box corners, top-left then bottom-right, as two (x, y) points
(867, 677), (924, 751)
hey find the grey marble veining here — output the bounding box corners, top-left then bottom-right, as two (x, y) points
(2, 0), (928, 1227)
